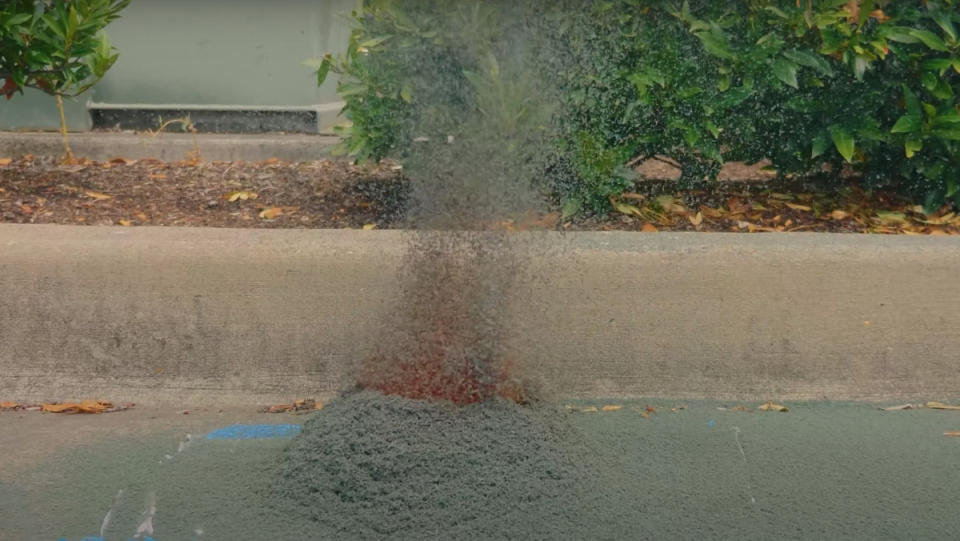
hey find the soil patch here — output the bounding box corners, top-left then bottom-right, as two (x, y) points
(271, 391), (632, 540)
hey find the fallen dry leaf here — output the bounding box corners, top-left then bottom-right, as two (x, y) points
(785, 202), (812, 212)
(945, 431), (960, 437)
(568, 405), (599, 413)
(362, 223), (377, 230)
(688, 211), (704, 226)
(0, 158), (11, 166)
(876, 211), (908, 224)
(259, 206), (297, 220)
(1, 401), (20, 410)
(601, 405), (622, 412)
(830, 210), (849, 220)
(117, 219), (132, 226)
(40, 400), (129, 414)
(611, 197), (645, 218)
(226, 190), (258, 202)
(758, 401), (789, 412)
(655, 195), (687, 214)
(41, 403), (79, 413)
(84, 190), (113, 201)
(641, 223), (658, 233)
(927, 401), (960, 411)
(700, 206), (724, 218)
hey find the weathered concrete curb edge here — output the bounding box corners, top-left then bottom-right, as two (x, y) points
(2, 224), (959, 405)
(0, 131), (339, 162)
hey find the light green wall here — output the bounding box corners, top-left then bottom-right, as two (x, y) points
(0, 0), (358, 130)
(0, 91), (90, 132)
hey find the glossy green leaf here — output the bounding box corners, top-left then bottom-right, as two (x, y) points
(891, 115), (922, 134)
(829, 125), (855, 163)
(782, 49), (832, 76)
(907, 28), (949, 52)
(811, 135), (829, 159)
(772, 58), (798, 89)
(905, 137), (923, 158)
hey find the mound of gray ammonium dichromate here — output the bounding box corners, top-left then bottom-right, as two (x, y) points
(272, 391), (629, 540)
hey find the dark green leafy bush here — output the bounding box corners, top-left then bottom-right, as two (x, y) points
(314, 0), (960, 214)
(1, 0), (129, 157)
(1, 0), (128, 98)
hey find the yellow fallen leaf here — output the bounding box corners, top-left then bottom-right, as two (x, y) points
(945, 431), (960, 437)
(259, 207), (285, 219)
(1, 401), (20, 409)
(785, 202), (812, 212)
(655, 195), (687, 214)
(611, 198), (645, 218)
(0, 158), (12, 166)
(579, 406), (599, 413)
(700, 206), (724, 218)
(84, 191), (113, 201)
(830, 210), (849, 220)
(927, 401), (960, 411)
(876, 211), (908, 224)
(641, 223), (658, 233)
(601, 405), (622, 412)
(362, 223), (377, 230)
(688, 212), (703, 226)
(117, 219), (132, 226)
(226, 190), (258, 202)
(758, 401), (789, 412)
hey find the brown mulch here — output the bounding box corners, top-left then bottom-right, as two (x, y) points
(0, 155), (407, 229)
(1, 155), (958, 235)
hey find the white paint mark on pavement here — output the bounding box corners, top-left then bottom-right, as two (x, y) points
(733, 426), (756, 505)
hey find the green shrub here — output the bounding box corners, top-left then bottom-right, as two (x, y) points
(1, 0), (130, 157)
(313, 0), (960, 215)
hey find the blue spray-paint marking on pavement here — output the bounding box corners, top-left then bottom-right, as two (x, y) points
(205, 424), (301, 440)
(58, 426), (299, 540)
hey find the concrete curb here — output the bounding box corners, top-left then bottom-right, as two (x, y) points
(0, 131), (339, 162)
(2, 224), (959, 404)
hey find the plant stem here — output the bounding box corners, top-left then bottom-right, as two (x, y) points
(55, 93), (74, 161)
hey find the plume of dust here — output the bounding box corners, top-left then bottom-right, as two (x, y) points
(357, 0), (563, 405)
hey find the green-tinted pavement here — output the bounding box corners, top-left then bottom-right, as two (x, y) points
(1, 400), (958, 541)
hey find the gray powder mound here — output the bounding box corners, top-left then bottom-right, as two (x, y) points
(271, 391), (634, 540)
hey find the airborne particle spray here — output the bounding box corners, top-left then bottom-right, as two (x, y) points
(356, 0), (563, 404)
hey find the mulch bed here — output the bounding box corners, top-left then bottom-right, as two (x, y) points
(1, 154), (958, 235)
(0, 155), (407, 229)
